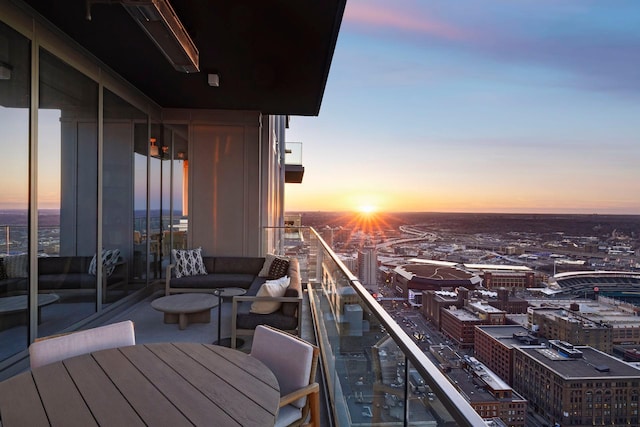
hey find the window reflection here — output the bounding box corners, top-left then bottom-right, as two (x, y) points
(103, 89), (146, 301)
(0, 21), (30, 361)
(37, 48), (98, 335)
(135, 123), (188, 280)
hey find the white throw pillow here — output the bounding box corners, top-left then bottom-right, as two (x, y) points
(172, 247), (208, 278)
(88, 249), (121, 277)
(250, 276), (291, 314)
(258, 253), (290, 277)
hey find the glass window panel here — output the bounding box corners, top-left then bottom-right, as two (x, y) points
(162, 124), (188, 267)
(149, 122), (162, 279)
(103, 89), (146, 302)
(0, 21), (30, 362)
(132, 122), (147, 280)
(37, 48), (98, 335)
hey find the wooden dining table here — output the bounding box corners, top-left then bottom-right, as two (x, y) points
(0, 343), (280, 426)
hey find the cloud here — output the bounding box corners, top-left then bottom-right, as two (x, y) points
(343, 2), (469, 41)
(341, 1), (640, 96)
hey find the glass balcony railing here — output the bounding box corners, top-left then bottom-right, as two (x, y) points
(265, 226), (488, 426)
(285, 141), (303, 165)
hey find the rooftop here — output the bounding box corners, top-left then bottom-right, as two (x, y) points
(476, 325), (542, 347)
(517, 346), (640, 379)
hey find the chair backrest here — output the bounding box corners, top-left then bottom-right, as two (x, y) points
(251, 325), (318, 409)
(29, 320), (136, 369)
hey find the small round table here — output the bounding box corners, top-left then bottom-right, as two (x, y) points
(0, 294), (60, 327)
(151, 293), (219, 330)
(212, 287), (247, 347)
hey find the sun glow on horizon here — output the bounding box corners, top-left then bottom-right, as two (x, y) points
(358, 204), (378, 214)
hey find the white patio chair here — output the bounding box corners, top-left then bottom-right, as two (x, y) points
(250, 325), (320, 427)
(29, 320), (136, 369)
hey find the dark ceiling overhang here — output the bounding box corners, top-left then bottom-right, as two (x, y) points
(20, 0), (346, 116)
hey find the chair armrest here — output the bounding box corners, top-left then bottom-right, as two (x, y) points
(230, 294), (303, 348)
(165, 264), (175, 296)
(232, 295), (302, 304)
(279, 382), (319, 407)
(280, 382), (321, 426)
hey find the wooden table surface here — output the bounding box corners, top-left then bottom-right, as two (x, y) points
(0, 343), (280, 427)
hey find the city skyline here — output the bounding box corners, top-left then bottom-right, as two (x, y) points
(285, 0), (640, 215)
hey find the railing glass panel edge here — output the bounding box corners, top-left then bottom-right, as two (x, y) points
(265, 226), (487, 426)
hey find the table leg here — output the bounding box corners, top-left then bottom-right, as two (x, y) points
(212, 290), (245, 348)
(217, 291), (222, 343)
(214, 303), (244, 348)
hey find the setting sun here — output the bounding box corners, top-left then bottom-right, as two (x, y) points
(358, 205), (377, 214)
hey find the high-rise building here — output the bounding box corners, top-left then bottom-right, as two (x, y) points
(358, 245), (378, 287)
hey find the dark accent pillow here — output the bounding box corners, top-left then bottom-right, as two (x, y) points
(268, 257), (290, 279)
(0, 258), (7, 280)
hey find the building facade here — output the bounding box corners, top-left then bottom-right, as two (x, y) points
(0, 0), (344, 370)
(474, 325), (542, 386)
(441, 302), (506, 348)
(513, 341), (640, 426)
(528, 306), (613, 354)
(358, 245), (378, 287)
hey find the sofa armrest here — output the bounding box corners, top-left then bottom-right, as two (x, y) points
(165, 264), (175, 295)
(101, 259), (128, 303)
(230, 294), (303, 348)
(112, 259), (127, 277)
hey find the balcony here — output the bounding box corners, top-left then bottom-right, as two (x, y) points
(285, 142), (305, 184)
(0, 225), (486, 426)
(266, 226), (487, 425)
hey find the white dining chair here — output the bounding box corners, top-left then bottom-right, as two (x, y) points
(250, 325), (320, 427)
(29, 320), (136, 369)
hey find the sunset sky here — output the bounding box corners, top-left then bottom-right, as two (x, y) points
(285, 0), (640, 214)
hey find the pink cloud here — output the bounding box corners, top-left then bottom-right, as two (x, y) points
(344, 3), (469, 41)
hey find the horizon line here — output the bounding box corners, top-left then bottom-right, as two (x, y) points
(284, 210), (640, 216)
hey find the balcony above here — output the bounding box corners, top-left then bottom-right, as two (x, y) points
(285, 142), (305, 183)
(285, 164), (305, 184)
(20, 0), (346, 116)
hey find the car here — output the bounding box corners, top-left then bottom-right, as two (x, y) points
(362, 406), (373, 418)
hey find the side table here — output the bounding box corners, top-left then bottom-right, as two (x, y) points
(151, 293), (219, 330)
(213, 287), (247, 347)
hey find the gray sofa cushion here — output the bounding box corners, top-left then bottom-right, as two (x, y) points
(170, 273), (257, 289)
(39, 256), (91, 275)
(1, 256), (127, 297)
(236, 304), (299, 331)
(0, 277), (27, 295)
(213, 257), (265, 275)
(38, 273), (97, 290)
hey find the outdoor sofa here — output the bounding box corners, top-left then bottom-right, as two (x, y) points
(0, 254), (128, 303)
(164, 254), (303, 347)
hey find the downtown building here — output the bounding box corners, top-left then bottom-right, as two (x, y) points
(513, 340), (640, 427)
(423, 286), (527, 330)
(358, 245), (378, 288)
(393, 260), (481, 300)
(464, 264), (537, 291)
(528, 304), (614, 354)
(474, 325), (543, 387)
(430, 345), (528, 427)
(440, 300), (507, 348)
(528, 296), (640, 350)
